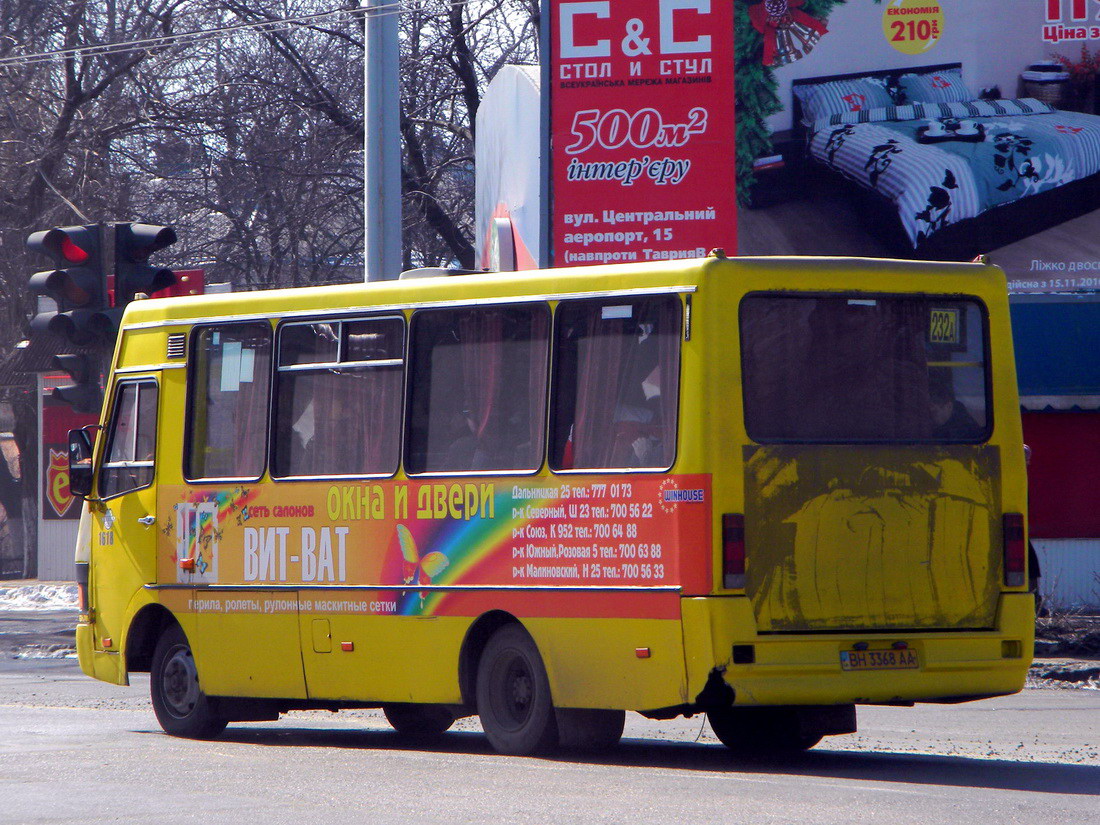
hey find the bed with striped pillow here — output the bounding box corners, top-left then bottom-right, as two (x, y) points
(805, 98), (1100, 248)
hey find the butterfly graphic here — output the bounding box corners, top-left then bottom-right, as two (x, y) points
(397, 524), (449, 586)
(396, 525), (449, 610)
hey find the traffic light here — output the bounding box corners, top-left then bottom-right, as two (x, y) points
(51, 353), (102, 414)
(27, 224), (107, 346)
(115, 223), (177, 304)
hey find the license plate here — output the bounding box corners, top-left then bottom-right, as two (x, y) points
(840, 647), (919, 671)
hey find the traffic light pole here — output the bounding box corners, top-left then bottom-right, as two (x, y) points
(363, 0), (401, 282)
(98, 219), (114, 305)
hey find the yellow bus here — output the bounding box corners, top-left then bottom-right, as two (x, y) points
(69, 252), (1034, 755)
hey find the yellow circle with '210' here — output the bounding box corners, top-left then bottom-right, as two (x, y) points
(883, 0), (944, 54)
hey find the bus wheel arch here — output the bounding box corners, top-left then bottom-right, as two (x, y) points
(458, 610), (520, 707)
(125, 604), (177, 674)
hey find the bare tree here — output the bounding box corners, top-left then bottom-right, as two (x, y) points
(0, 0), (541, 574)
(0, 0), (184, 574)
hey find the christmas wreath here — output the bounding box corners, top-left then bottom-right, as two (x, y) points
(736, 0), (849, 205)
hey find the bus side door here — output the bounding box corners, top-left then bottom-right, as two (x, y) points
(92, 376), (160, 653)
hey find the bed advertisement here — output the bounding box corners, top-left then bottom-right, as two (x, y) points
(546, 1), (1100, 294)
(735, 0), (1100, 294)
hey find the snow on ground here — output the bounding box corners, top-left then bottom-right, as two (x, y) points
(0, 582), (78, 611)
(13, 643), (78, 659)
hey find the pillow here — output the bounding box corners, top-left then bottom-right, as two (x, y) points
(899, 70), (974, 104)
(795, 77), (894, 123)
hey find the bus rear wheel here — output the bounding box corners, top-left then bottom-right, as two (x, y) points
(383, 703), (455, 738)
(707, 706), (822, 754)
(150, 625), (227, 739)
(476, 624), (558, 755)
(556, 708), (625, 751)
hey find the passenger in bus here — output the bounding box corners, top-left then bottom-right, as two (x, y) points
(443, 408), (493, 470)
(929, 377), (983, 440)
(614, 325), (664, 466)
(290, 399), (316, 467)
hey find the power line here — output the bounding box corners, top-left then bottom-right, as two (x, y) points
(0, 3), (403, 70)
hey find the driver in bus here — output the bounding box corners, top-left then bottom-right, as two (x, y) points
(929, 375), (983, 440)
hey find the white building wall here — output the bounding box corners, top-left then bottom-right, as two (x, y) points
(475, 65), (543, 269)
(1034, 539), (1100, 611)
(37, 519), (79, 581)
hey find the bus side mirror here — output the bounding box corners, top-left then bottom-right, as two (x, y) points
(68, 427), (97, 498)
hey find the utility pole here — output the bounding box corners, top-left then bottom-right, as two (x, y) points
(363, 0), (402, 281)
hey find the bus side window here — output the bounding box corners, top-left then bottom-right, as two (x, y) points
(100, 380), (158, 499)
(272, 316), (405, 478)
(186, 323), (272, 480)
(406, 304), (550, 474)
(550, 296), (682, 471)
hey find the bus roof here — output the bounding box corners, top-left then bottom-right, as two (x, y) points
(119, 254), (1005, 328)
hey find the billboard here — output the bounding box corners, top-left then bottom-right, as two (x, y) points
(537, 1), (1100, 295)
(548, 0), (737, 266)
(731, 0), (1100, 295)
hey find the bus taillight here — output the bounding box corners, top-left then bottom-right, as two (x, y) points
(75, 561), (90, 620)
(722, 513), (746, 589)
(1003, 513), (1026, 587)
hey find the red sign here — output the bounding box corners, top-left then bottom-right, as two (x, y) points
(46, 449), (74, 518)
(152, 268), (205, 299)
(549, 0), (737, 267)
(41, 382), (97, 520)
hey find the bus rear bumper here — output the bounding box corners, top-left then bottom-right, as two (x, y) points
(682, 593), (1034, 707)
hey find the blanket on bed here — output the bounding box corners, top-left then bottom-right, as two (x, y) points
(806, 99), (1100, 247)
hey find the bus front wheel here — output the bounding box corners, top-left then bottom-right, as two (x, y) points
(150, 625), (227, 739)
(707, 706), (822, 754)
(476, 624), (558, 755)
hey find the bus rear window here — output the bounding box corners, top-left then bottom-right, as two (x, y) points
(740, 294), (990, 443)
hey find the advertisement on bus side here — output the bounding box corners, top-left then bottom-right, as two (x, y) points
(158, 474), (712, 615)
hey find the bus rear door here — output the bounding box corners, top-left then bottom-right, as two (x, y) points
(739, 293), (1004, 632)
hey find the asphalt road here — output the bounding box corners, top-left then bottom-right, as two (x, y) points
(1, 611), (1098, 824)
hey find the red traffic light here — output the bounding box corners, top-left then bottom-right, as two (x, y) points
(27, 224), (108, 348)
(60, 236), (90, 263)
(27, 226), (97, 264)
